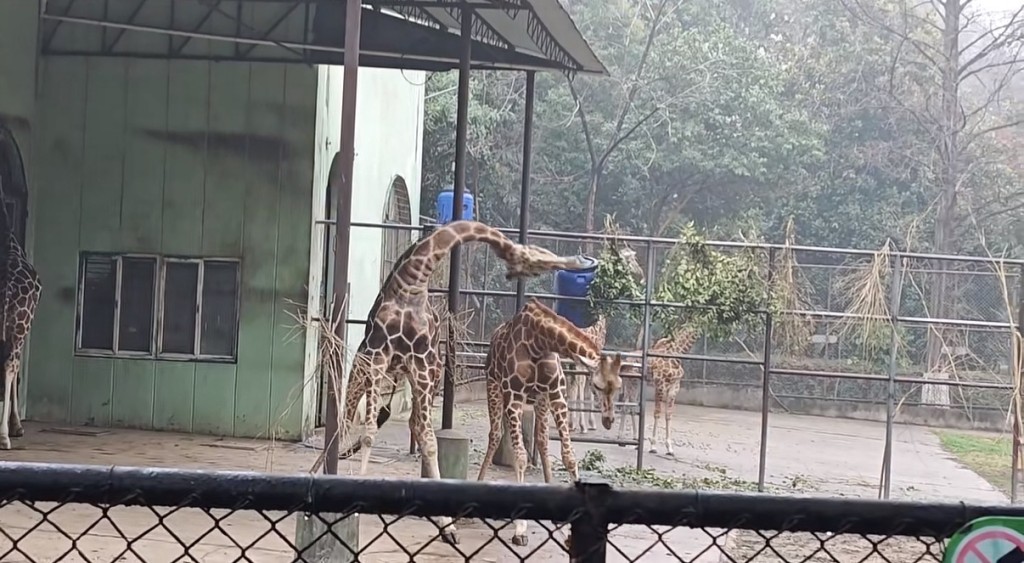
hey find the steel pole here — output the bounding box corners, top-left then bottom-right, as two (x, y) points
(514, 71), (536, 309)
(323, 0), (363, 476)
(635, 240), (656, 469)
(880, 250), (904, 499)
(757, 247), (775, 491)
(441, 5), (473, 431)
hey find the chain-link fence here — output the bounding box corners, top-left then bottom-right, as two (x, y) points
(2, 460), (1019, 562)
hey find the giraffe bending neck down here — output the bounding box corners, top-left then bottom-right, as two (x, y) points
(339, 220), (585, 546)
(476, 299), (623, 547)
(0, 210), (39, 450)
(617, 327), (697, 456)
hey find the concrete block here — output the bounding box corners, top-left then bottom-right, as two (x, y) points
(294, 513), (359, 563)
(426, 428), (470, 480)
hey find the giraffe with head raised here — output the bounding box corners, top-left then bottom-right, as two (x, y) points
(338, 220), (585, 545)
(476, 298), (624, 547)
(568, 243), (644, 434)
(0, 164), (40, 451)
(617, 327), (697, 456)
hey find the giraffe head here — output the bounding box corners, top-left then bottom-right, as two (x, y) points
(574, 353), (624, 429)
(503, 244), (587, 280)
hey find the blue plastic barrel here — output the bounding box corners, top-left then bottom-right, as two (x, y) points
(436, 189), (475, 224)
(553, 255), (600, 329)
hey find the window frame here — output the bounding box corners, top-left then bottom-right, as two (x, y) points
(74, 253), (242, 363)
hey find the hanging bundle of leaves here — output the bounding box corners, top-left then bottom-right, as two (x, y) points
(588, 216), (645, 321)
(655, 223), (772, 341)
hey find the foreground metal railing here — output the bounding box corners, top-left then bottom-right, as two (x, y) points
(0, 461), (1018, 562)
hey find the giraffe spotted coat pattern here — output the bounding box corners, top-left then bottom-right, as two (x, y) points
(338, 220), (585, 545)
(617, 328), (697, 456)
(476, 299), (623, 547)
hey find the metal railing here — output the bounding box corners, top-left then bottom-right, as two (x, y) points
(330, 221), (1023, 501)
(0, 460), (1017, 562)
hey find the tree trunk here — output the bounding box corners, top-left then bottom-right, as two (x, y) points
(922, 0), (963, 408)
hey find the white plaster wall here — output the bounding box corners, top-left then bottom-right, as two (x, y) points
(302, 66), (426, 436)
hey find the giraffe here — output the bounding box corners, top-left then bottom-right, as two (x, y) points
(567, 244), (644, 434)
(338, 220), (586, 546)
(0, 146), (40, 451)
(617, 327), (698, 456)
(476, 298), (623, 547)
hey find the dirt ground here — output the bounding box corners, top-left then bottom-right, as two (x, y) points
(0, 402), (1007, 562)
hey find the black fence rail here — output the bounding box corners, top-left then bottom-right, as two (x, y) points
(0, 461), (1020, 562)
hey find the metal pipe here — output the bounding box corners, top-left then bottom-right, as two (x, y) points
(515, 71), (536, 309)
(441, 4), (473, 431)
(323, 0), (363, 476)
(1014, 266), (1024, 503)
(757, 248), (775, 492)
(636, 240), (656, 469)
(881, 251), (904, 500)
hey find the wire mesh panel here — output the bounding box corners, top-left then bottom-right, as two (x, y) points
(0, 460), (1019, 563)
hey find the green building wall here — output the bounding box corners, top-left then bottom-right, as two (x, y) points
(25, 53), (316, 439)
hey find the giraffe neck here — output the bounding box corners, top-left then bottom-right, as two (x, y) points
(385, 220), (518, 299)
(523, 300), (601, 361)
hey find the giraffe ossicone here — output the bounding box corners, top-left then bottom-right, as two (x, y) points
(476, 298), (624, 547)
(335, 220), (584, 547)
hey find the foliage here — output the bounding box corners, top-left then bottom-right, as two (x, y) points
(654, 223), (773, 341)
(588, 217), (645, 322)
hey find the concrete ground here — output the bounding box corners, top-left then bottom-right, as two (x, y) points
(0, 401), (1006, 561)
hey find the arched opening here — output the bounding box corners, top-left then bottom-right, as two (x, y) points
(0, 124), (29, 248)
(380, 175), (413, 283)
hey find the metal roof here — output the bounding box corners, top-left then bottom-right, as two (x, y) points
(40, 0), (607, 75)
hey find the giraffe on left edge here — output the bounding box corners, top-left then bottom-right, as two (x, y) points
(0, 126), (41, 451)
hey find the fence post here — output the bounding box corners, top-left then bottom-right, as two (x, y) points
(879, 246), (904, 500)
(570, 478), (611, 563)
(757, 247), (775, 493)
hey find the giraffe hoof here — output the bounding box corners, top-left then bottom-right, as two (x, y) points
(511, 534), (529, 546)
(648, 447), (658, 454)
(441, 530), (459, 546)
(0, 437), (11, 450)
(10, 427), (23, 438)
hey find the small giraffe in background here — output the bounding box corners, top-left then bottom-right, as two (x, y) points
(476, 299), (623, 547)
(617, 328), (698, 456)
(338, 220), (585, 545)
(568, 243), (644, 434)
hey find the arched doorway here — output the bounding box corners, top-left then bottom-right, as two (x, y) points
(380, 175), (413, 283)
(0, 124), (29, 249)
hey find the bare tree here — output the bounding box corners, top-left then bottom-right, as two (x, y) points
(841, 0), (1024, 404)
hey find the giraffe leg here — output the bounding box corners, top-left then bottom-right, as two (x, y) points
(415, 357), (459, 545)
(568, 371), (584, 434)
(476, 376), (504, 482)
(584, 382), (598, 431)
(0, 357), (15, 450)
(648, 389), (663, 454)
(533, 397), (553, 483)
(664, 383), (680, 456)
(506, 398), (531, 546)
(7, 356), (21, 438)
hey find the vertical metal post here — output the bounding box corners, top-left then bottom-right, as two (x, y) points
(441, 5), (473, 431)
(880, 249), (904, 500)
(635, 240), (656, 469)
(323, 0), (362, 476)
(757, 247), (775, 492)
(1012, 266), (1024, 503)
(514, 71), (536, 310)
(569, 479), (610, 562)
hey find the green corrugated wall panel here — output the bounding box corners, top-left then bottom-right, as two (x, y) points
(268, 65), (315, 440)
(111, 359), (154, 429)
(152, 362), (194, 433)
(26, 57), (85, 422)
(233, 64), (285, 438)
(27, 56), (316, 438)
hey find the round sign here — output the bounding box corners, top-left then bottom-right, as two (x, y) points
(946, 517), (1024, 563)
